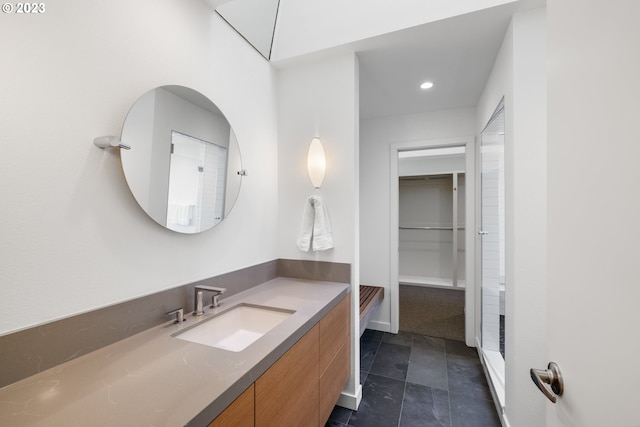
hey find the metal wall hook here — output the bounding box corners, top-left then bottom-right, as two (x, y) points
(94, 135), (131, 150)
(530, 362), (564, 403)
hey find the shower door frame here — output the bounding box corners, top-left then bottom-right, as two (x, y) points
(477, 98), (506, 409)
(389, 136), (476, 345)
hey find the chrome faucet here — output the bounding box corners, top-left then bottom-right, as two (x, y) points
(193, 285), (227, 315)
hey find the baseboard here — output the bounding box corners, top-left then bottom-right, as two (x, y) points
(366, 320), (391, 333)
(336, 383), (362, 411)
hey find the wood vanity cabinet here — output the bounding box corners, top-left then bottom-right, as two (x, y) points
(256, 325), (319, 427)
(318, 295), (350, 426)
(208, 384), (254, 427)
(209, 294), (350, 427)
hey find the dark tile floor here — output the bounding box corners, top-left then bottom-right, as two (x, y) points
(326, 330), (501, 427)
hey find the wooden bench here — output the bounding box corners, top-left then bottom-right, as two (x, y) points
(359, 285), (384, 337)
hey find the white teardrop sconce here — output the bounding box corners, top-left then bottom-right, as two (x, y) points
(307, 137), (326, 189)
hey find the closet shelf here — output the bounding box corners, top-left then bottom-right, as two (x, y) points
(399, 226), (465, 231)
(399, 275), (466, 289)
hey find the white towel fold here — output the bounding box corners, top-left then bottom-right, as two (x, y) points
(296, 195), (334, 252)
(167, 204), (193, 226)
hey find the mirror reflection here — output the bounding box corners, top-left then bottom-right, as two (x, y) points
(120, 86), (242, 234)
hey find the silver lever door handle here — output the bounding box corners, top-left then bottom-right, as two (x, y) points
(530, 362), (564, 403)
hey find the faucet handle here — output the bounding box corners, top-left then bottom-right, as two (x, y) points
(196, 285), (226, 294)
(212, 294), (222, 308)
(194, 286), (227, 309)
(166, 308), (186, 324)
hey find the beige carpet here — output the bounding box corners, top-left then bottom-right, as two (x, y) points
(399, 284), (465, 341)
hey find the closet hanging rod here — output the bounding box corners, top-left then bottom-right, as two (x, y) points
(399, 226), (465, 231)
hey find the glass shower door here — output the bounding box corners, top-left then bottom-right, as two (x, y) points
(479, 100), (505, 406)
(166, 131), (228, 233)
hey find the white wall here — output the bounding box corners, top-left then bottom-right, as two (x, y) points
(0, 0), (279, 335)
(476, 8), (547, 427)
(277, 54), (359, 264)
(272, 0), (517, 61)
(360, 108), (476, 331)
(276, 52), (360, 408)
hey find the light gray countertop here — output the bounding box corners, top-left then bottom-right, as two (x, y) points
(0, 278), (351, 427)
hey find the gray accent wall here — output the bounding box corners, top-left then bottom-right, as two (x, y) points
(0, 259), (350, 388)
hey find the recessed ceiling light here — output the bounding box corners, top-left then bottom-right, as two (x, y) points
(420, 81), (434, 90)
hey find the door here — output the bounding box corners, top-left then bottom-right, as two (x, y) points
(543, 1), (640, 425)
(166, 131), (227, 233)
(166, 131), (204, 232)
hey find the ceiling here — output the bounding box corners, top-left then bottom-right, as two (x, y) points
(353, 2), (543, 119)
(213, 0), (545, 120)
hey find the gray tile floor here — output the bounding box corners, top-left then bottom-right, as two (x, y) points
(326, 330), (501, 427)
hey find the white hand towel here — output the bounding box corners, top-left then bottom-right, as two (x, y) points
(168, 204), (193, 226)
(297, 195), (334, 252)
(296, 198), (314, 251)
(310, 196), (334, 251)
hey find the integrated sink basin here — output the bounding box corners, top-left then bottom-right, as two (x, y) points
(174, 304), (295, 352)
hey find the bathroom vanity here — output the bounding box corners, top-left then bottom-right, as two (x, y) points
(0, 278), (350, 427)
(211, 291), (350, 427)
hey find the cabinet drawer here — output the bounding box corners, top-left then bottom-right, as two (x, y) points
(319, 336), (349, 426)
(319, 295), (350, 374)
(255, 325), (319, 427)
(208, 384), (254, 427)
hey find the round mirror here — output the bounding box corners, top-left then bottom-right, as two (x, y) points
(120, 86), (242, 234)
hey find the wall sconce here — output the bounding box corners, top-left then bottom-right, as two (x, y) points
(307, 137), (326, 189)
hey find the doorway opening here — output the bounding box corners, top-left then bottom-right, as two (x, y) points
(389, 138), (475, 345)
(398, 148), (465, 339)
